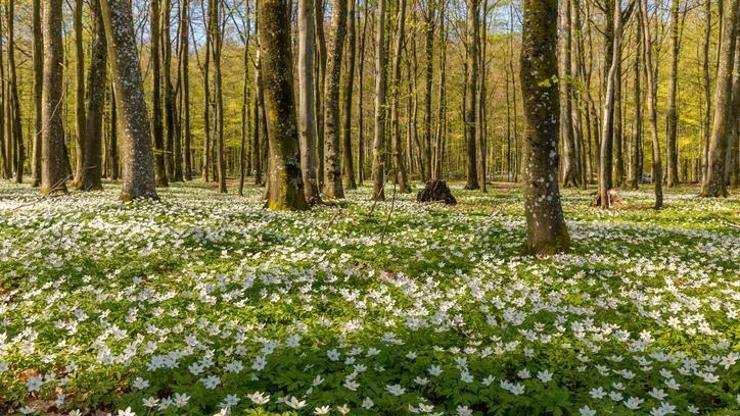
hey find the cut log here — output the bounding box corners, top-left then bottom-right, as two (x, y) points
(417, 180), (457, 205)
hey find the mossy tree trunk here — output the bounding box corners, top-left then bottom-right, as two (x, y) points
(464, 0), (479, 190)
(101, 0), (158, 200)
(258, 0), (308, 210)
(520, 0), (570, 254)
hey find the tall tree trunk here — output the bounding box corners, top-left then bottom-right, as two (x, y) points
(665, 0), (681, 186)
(356, 0), (367, 185)
(520, 0), (570, 254)
(31, 0), (43, 187)
(371, 0), (388, 201)
(421, 0), (435, 182)
(315, 0), (327, 187)
(597, 0), (621, 208)
(631, 15), (642, 190)
(258, 0), (308, 210)
(101, 0), (158, 200)
(390, 0), (410, 193)
(725, 31), (740, 186)
(164, 0), (182, 181)
(41, 0), (68, 195)
(209, 0), (227, 193)
(464, 0), (479, 190)
(702, 0), (712, 182)
(6, 2), (23, 184)
(239, 6), (251, 196)
(298, 0), (321, 202)
(0, 9), (8, 180)
(432, 0), (447, 180)
(341, 0), (357, 190)
(151, 0), (168, 187)
(323, 0), (349, 199)
(179, 0), (192, 181)
(110, 83), (119, 180)
(478, 0), (488, 192)
(73, 0), (86, 187)
(702, 0), (737, 196)
(640, 0), (664, 208)
(202, 0), (211, 184)
(561, 0), (578, 187)
(80, 0), (107, 191)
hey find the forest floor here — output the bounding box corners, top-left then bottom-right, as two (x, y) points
(0, 181), (738, 415)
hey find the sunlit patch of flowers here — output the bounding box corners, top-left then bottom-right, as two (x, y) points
(0, 181), (738, 415)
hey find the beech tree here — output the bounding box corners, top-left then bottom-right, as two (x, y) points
(40, 0), (67, 196)
(259, 0), (308, 210)
(101, 0), (158, 200)
(520, 0), (570, 254)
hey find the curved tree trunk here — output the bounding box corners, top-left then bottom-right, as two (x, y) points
(101, 0), (158, 200)
(520, 0), (570, 254)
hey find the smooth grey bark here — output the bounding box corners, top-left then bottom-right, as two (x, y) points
(665, 0), (681, 187)
(520, 0), (570, 254)
(41, 0), (68, 195)
(701, 0), (737, 197)
(323, 0), (348, 199)
(80, 0), (107, 191)
(298, 0), (321, 203)
(259, 0), (308, 210)
(640, 0), (664, 208)
(390, 0), (410, 193)
(371, 0), (388, 201)
(31, 0), (43, 187)
(464, 0), (479, 190)
(73, 0), (86, 187)
(101, 0), (158, 200)
(341, 0), (357, 190)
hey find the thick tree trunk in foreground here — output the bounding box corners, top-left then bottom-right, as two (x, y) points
(41, 0), (68, 195)
(297, 0), (321, 203)
(371, 0), (388, 201)
(101, 0), (158, 200)
(701, 0), (738, 197)
(259, 0), (308, 210)
(520, 0), (570, 254)
(80, 0), (107, 191)
(323, 0), (349, 199)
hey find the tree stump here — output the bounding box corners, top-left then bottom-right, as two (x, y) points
(417, 180), (457, 205)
